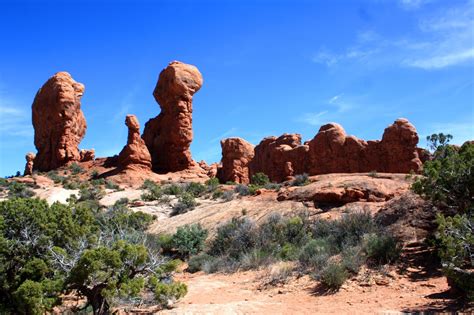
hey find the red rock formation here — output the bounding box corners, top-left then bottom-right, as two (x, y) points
(143, 61), (203, 173)
(218, 137), (255, 184)
(80, 149), (95, 162)
(249, 134), (308, 183)
(32, 72), (87, 171)
(243, 119), (422, 182)
(24, 152), (35, 176)
(118, 115), (152, 171)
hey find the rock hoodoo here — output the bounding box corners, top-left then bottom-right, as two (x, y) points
(143, 61), (203, 173)
(217, 138), (255, 184)
(32, 72), (87, 171)
(118, 115), (152, 171)
(24, 152), (35, 176)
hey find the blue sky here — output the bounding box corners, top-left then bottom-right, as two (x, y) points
(0, 0), (473, 176)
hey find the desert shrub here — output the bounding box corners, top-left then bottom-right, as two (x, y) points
(152, 281), (187, 306)
(412, 141), (473, 212)
(69, 162), (84, 175)
(240, 249), (273, 270)
(264, 182), (281, 190)
(211, 189), (224, 199)
(162, 184), (183, 196)
(298, 238), (331, 269)
(90, 169), (99, 179)
(436, 213), (474, 300)
(91, 178), (106, 187)
(172, 224), (208, 258)
(225, 181), (237, 185)
(257, 214), (310, 251)
(251, 172), (270, 186)
(279, 243), (300, 261)
(185, 182), (206, 197)
(7, 181), (35, 198)
(341, 245), (365, 273)
(222, 190), (234, 201)
(248, 184), (260, 195)
(209, 218), (257, 259)
(187, 253), (214, 273)
(171, 192), (197, 215)
(292, 173), (310, 186)
(205, 177), (220, 192)
(363, 233), (400, 265)
(0, 178), (8, 187)
(319, 262), (348, 290)
(63, 180), (80, 190)
(368, 170), (378, 178)
(234, 184), (250, 196)
(47, 171), (66, 184)
(157, 234), (174, 253)
(78, 185), (105, 202)
(141, 182), (163, 201)
(266, 261), (294, 285)
(0, 197), (184, 314)
(105, 180), (120, 190)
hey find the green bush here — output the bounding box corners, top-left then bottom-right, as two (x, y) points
(234, 184), (250, 196)
(205, 178), (220, 192)
(292, 173), (310, 186)
(163, 184), (184, 196)
(105, 180), (120, 190)
(319, 262), (348, 290)
(172, 224), (208, 258)
(7, 181), (35, 198)
(251, 172), (270, 186)
(209, 218), (257, 259)
(187, 253), (214, 273)
(69, 163), (84, 175)
(298, 238), (331, 269)
(341, 245), (365, 273)
(211, 190), (224, 199)
(172, 192), (197, 215)
(185, 182), (207, 197)
(363, 233), (400, 265)
(223, 190), (234, 201)
(47, 171), (66, 184)
(141, 182), (163, 201)
(152, 281), (187, 306)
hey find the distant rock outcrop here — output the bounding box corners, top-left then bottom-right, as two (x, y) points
(32, 72), (88, 171)
(250, 134), (308, 183)
(243, 118), (423, 182)
(80, 149), (95, 162)
(143, 61), (203, 173)
(118, 115), (152, 171)
(24, 152), (35, 176)
(218, 138), (255, 184)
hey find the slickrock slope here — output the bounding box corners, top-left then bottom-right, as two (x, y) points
(217, 137), (255, 184)
(32, 72), (91, 171)
(117, 115), (152, 171)
(143, 61), (203, 173)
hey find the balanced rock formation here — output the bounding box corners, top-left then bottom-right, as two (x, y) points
(24, 152), (35, 176)
(118, 115), (152, 171)
(250, 134), (308, 183)
(143, 61), (203, 173)
(32, 72), (87, 171)
(217, 138), (255, 184)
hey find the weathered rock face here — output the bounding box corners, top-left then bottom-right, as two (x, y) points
(217, 138), (255, 184)
(249, 134), (309, 183)
(24, 152), (35, 176)
(118, 115), (152, 171)
(143, 61), (203, 173)
(32, 72), (87, 171)
(242, 119), (423, 182)
(80, 149), (95, 162)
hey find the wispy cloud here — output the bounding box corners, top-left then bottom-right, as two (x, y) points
(312, 1), (474, 70)
(0, 90), (33, 138)
(209, 127), (238, 143)
(299, 110), (329, 126)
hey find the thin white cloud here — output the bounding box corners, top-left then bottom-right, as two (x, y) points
(312, 1), (474, 70)
(0, 93), (33, 138)
(299, 110), (329, 126)
(209, 127), (238, 143)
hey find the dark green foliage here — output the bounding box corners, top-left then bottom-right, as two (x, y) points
(298, 239), (331, 269)
(47, 171), (66, 184)
(412, 142), (473, 212)
(205, 178), (220, 192)
(171, 192), (197, 215)
(7, 181), (35, 198)
(69, 162), (84, 175)
(251, 172), (270, 186)
(436, 213), (474, 300)
(187, 253), (214, 273)
(141, 180), (163, 201)
(211, 190), (224, 199)
(162, 183), (184, 196)
(363, 233), (400, 264)
(0, 198), (185, 314)
(185, 182), (206, 197)
(426, 133), (453, 156)
(292, 173), (310, 186)
(105, 180), (120, 190)
(209, 218), (257, 259)
(319, 262), (348, 290)
(172, 224), (208, 258)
